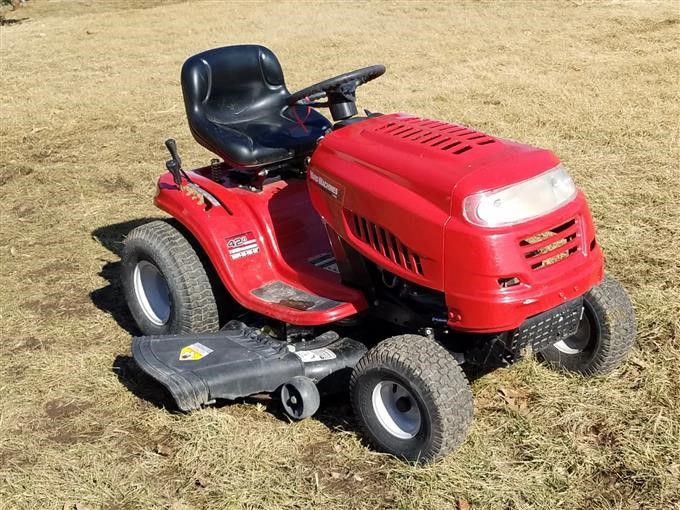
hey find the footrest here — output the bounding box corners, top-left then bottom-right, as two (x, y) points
(252, 281), (342, 311)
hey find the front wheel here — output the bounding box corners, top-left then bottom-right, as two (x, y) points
(350, 335), (474, 463)
(539, 274), (636, 376)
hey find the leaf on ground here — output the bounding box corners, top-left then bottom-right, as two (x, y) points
(457, 497), (472, 510)
(498, 387), (529, 412)
(154, 443), (173, 457)
(630, 357), (649, 369)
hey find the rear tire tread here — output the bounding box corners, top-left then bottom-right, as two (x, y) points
(123, 220), (219, 335)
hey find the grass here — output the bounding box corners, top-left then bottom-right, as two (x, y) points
(1, 0), (679, 508)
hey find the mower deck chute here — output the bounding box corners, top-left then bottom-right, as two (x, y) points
(132, 321), (367, 412)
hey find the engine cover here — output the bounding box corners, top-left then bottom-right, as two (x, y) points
(308, 113), (603, 332)
(308, 113), (557, 291)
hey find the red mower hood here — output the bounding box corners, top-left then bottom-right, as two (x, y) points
(321, 113), (561, 215)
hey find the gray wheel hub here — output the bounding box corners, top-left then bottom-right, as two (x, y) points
(133, 260), (171, 326)
(371, 380), (422, 439)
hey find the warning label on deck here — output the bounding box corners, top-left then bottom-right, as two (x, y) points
(179, 342), (214, 361)
(293, 347), (337, 363)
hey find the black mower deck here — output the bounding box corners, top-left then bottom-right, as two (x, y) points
(132, 321), (366, 411)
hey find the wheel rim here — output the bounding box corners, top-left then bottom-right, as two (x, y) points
(133, 260), (171, 326)
(371, 380), (422, 439)
(554, 304), (594, 355)
(282, 385), (304, 419)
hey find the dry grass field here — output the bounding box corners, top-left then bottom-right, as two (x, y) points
(1, 0), (679, 508)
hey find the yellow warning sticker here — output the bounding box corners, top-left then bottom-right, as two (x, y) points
(179, 342), (213, 361)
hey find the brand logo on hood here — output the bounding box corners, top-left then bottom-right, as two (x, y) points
(309, 169), (343, 200)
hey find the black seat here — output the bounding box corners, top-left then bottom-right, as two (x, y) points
(181, 45), (331, 167)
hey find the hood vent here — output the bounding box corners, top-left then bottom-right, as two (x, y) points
(371, 116), (496, 156)
(345, 210), (424, 276)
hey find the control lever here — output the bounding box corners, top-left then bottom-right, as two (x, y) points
(165, 138), (185, 186)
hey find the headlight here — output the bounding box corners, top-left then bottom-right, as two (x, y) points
(463, 164), (577, 228)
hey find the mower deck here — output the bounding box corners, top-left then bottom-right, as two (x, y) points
(132, 320), (367, 411)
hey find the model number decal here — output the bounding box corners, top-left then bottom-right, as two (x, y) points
(309, 169), (343, 200)
(226, 232), (259, 260)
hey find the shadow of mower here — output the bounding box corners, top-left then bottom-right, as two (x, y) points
(90, 218), (163, 335)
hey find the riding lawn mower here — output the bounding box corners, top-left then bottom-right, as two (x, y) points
(121, 45), (636, 462)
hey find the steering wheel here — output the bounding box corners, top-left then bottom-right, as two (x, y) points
(287, 65), (385, 121)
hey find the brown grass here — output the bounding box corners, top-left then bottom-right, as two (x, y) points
(1, 1), (679, 509)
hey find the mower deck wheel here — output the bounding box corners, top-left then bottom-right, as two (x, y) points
(280, 376), (320, 420)
(122, 220), (219, 336)
(350, 335), (473, 463)
(539, 274), (636, 376)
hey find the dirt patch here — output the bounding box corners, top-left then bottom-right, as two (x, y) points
(11, 203), (37, 219)
(298, 439), (397, 502)
(27, 261), (76, 280)
(25, 262), (74, 280)
(100, 175), (134, 192)
(47, 426), (102, 445)
(40, 400), (103, 445)
(0, 445), (36, 470)
(0, 162), (34, 186)
(23, 290), (92, 318)
(44, 399), (93, 420)
(12, 336), (46, 352)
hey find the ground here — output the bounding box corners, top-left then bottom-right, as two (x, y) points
(0, 1), (679, 509)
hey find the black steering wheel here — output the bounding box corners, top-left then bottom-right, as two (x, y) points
(287, 65), (385, 121)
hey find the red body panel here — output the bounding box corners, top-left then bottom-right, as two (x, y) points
(309, 114), (604, 331)
(154, 171), (367, 325)
(156, 112), (604, 332)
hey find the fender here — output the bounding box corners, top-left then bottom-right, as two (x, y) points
(153, 170), (367, 325)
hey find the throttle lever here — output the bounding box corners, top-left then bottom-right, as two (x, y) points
(164, 138), (184, 186)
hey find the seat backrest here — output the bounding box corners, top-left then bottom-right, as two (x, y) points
(181, 45), (289, 127)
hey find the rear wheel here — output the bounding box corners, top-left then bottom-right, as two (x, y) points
(539, 274), (636, 376)
(350, 335), (473, 463)
(121, 220), (219, 336)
